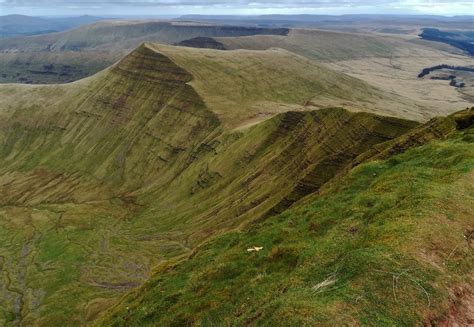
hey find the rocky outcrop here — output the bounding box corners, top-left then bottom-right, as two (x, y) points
(262, 109), (418, 216)
(355, 107), (473, 164)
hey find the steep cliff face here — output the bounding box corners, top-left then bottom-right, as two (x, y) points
(264, 110), (418, 216)
(97, 112), (474, 327)
(132, 108), (417, 249)
(0, 44), (221, 205)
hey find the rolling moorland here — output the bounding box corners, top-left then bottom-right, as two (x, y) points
(215, 28), (474, 110)
(179, 14), (474, 34)
(0, 15), (105, 38)
(0, 18), (472, 115)
(0, 20), (288, 84)
(0, 16), (472, 327)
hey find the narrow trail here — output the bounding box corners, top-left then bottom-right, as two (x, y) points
(0, 216), (45, 326)
(0, 254), (25, 325)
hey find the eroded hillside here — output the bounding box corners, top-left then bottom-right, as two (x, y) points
(98, 110), (474, 326)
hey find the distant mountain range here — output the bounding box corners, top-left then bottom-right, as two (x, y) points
(180, 14), (474, 21)
(179, 14), (474, 31)
(0, 14), (105, 37)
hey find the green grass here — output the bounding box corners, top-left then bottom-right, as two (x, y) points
(151, 43), (421, 127)
(218, 29), (395, 62)
(98, 125), (474, 326)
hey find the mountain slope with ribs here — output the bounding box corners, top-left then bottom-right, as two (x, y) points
(0, 42), (471, 326)
(98, 110), (474, 326)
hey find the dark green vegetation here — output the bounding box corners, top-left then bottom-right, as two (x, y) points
(99, 110), (474, 326)
(420, 28), (474, 56)
(418, 64), (474, 90)
(0, 39), (472, 326)
(176, 37), (226, 50)
(418, 65), (474, 79)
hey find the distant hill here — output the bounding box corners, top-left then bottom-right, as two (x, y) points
(0, 14), (104, 37)
(0, 21), (288, 84)
(0, 21), (287, 52)
(0, 15), (60, 37)
(179, 14), (474, 31)
(47, 15), (106, 29)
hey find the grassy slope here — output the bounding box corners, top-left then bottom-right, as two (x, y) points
(0, 44), (422, 325)
(0, 50), (116, 84)
(150, 43), (425, 126)
(98, 120), (474, 326)
(0, 24), (426, 85)
(0, 21), (287, 52)
(0, 15), (60, 38)
(217, 28), (468, 63)
(218, 29), (395, 62)
(217, 28), (474, 118)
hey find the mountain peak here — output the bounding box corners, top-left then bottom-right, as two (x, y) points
(112, 43), (193, 84)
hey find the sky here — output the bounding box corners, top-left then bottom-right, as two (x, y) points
(0, 0), (473, 17)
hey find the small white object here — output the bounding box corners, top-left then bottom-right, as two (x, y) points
(247, 246), (263, 252)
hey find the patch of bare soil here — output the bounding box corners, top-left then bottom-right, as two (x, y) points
(428, 284), (474, 327)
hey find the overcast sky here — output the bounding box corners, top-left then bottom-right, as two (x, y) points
(0, 0), (472, 17)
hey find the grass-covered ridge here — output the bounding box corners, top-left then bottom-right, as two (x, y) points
(98, 122), (474, 326)
(147, 43), (423, 127)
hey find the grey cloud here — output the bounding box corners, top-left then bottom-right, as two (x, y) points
(0, 0), (403, 7)
(1, 0), (471, 15)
